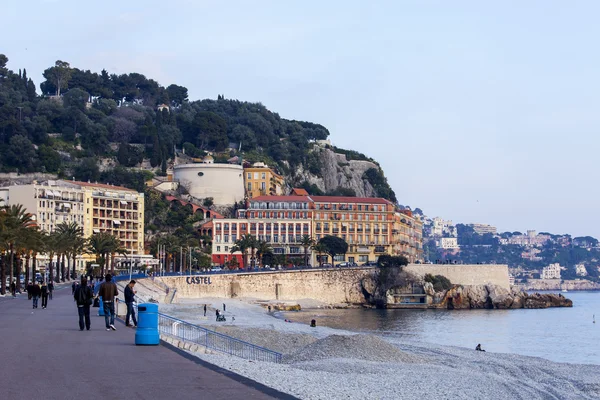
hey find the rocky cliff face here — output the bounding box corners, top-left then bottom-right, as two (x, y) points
(441, 285), (572, 310)
(293, 147), (381, 198)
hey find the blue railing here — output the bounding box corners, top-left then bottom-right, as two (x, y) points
(157, 313), (282, 363)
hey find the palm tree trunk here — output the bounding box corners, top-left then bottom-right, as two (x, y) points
(32, 253), (37, 282)
(110, 252), (115, 275)
(24, 254), (30, 287)
(15, 255), (22, 292)
(67, 254), (72, 280)
(48, 255), (54, 283)
(304, 247), (308, 267)
(9, 244), (14, 290)
(54, 256), (60, 283)
(61, 253), (66, 282)
(0, 254), (6, 295)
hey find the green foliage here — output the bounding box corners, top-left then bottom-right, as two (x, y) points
(331, 146), (374, 162)
(318, 235), (349, 259)
(377, 254), (409, 268)
(362, 168), (397, 202)
(424, 274), (452, 291)
(0, 55), (395, 202)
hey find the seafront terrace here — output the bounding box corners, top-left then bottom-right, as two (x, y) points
(0, 287), (292, 400)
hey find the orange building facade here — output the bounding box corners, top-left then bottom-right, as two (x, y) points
(209, 195), (423, 266)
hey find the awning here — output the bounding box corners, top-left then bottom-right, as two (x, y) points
(63, 203), (71, 208)
(93, 229), (100, 233)
(120, 200), (127, 205)
(113, 220), (121, 225)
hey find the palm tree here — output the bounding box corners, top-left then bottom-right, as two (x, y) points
(255, 240), (273, 268)
(300, 235), (315, 267)
(312, 243), (328, 267)
(0, 205), (35, 292)
(87, 232), (114, 277)
(42, 231), (60, 283)
(69, 236), (86, 279)
(246, 235), (258, 269)
(27, 229), (45, 283)
(233, 234), (251, 269)
(56, 222), (84, 280)
(229, 244), (241, 270)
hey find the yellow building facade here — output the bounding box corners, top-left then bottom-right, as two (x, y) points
(244, 163), (285, 199)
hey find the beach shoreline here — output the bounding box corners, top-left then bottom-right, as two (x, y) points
(125, 282), (600, 399)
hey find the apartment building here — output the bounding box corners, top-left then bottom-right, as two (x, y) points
(311, 196), (396, 264)
(542, 263), (561, 280)
(0, 181), (86, 233)
(243, 162), (285, 199)
(468, 223), (497, 235)
(211, 196), (313, 266)
(0, 180), (145, 255)
(393, 210), (424, 262)
(209, 194), (424, 266)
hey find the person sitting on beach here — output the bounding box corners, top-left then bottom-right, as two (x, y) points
(475, 344), (485, 352)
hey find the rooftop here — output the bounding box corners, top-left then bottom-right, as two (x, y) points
(60, 180), (138, 193)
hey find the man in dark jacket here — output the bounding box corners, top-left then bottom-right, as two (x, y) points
(40, 281), (49, 309)
(98, 274), (119, 331)
(30, 282), (41, 309)
(74, 277), (93, 331)
(48, 281), (54, 300)
(124, 280), (137, 328)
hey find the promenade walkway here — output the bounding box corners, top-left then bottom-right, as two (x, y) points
(0, 287), (292, 400)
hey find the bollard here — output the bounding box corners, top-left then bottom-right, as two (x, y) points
(98, 296), (105, 316)
(135, 303), (160, 346)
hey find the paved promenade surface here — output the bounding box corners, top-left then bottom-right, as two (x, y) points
(0, 287), (292, 400)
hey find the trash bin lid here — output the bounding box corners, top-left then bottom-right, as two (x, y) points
(138, 303), (158, 313)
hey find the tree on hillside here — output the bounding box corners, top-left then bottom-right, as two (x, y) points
(377, 254), (409, 268)
(42, 60), (73, 96)
(192, 111), (228, 151)
(318, 235), (348, 264)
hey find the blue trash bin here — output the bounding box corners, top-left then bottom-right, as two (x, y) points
(98, 296), (105, 316)
(135, 303), (160, 346)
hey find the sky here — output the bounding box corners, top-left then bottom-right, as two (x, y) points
(3, 1), (600, 237)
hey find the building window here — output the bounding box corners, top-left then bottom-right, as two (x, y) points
(359, 255), (368, 262)
(225, 246), (228, 251)
(247, 173), (251, 179)
(247, 182), (252, 190)
(217, 246), (221, 252)
(261, 172), (266, 179)
(261, 182), (266, 190)
(254, 172), (259, 179)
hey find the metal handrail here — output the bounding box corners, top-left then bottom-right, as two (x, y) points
(114, 297), (282, 363)
(158, 313), (282, 363)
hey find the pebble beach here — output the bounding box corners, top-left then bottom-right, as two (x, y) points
(127, 282), (600, 400)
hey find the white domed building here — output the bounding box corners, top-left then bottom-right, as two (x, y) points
(173, 156), (244, 205)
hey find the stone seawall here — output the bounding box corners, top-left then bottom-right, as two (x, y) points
(405, 264), (510, 290)
(155, 264), (509, 304)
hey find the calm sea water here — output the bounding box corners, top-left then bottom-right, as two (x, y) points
(282, 291), (600, 365)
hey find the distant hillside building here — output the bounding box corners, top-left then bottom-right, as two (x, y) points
(468, 223), (497, 235)
(576, 264), (588, 277)
(173, 162), (244, 205)
(243, 162), (285, 199)
(436, 237), (459, 249)
(542, 263), (561, 280)
(431, 217), (456, 237)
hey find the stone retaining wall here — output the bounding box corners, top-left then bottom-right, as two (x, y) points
(154, 264), (509, 303)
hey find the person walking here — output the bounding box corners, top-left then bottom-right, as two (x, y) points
(71, 281), (76, 295)
(124, 280), (137, 328)
(10, 280), (16, 297)
(98, 274), (119, 331)
(215, 309), (220, 321)
(203, 304), (207, 317)
(40, 281), (49, 309)
(31, 282), (41, 309)
(223, 303), (226, 312)
(74, 277), (93, 331)
(26, 281), (33, 300)
(48, 281), (54, 300)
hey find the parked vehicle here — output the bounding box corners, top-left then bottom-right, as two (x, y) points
(336, 262), (350, 267)
(361, 261), (377, 266)
(210, 267), (222, 272)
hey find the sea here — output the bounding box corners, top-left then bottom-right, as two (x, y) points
(282, 291), (600, 365)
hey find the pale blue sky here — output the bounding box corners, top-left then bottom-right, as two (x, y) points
(4, 1), (600, 237)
